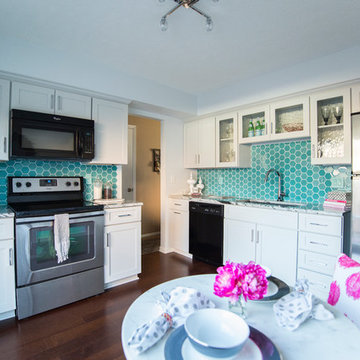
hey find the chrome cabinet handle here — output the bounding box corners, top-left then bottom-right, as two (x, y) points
(118, 214), (131, 217)
(265, 123), (268, 135)
(3, 137), (7, 154)
(198, 154), (200, 165)
(106, 233), (110, 247)
(270, 122), (273, 134)
(251, 229), (254, 242)
(57, 95), (61, 111)
(50, 94), (55, 109)
(309, 240), (327, 247)
(9, 248), (13, 266)
(194, 154), (198, 165)
(174, 203), (182, 206)
(174, 211), (181, 215)
(311, 144), (315, 158)
(256, 230), (260, 244)
(309, 222), (328, 227)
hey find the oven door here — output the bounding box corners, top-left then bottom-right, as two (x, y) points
(11, 118), (80, 160)
(16, 211), (104, 287)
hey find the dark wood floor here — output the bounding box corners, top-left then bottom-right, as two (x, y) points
(0, 252), (217, 360)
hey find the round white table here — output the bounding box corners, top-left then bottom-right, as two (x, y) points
(121, 274), (360, 359)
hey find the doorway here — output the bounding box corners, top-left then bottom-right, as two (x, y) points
(122, 125), (136, 202)
(127, 115), (161, 255)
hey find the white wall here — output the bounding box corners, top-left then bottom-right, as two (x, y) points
(0, 36), (197, 116)
(197, 46), (360, 115)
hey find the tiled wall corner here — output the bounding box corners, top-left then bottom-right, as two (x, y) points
(198, 140), (351, 204)
(0, 159), (118, 204)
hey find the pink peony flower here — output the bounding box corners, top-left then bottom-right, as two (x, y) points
(345, 272), (360, 300)
(214, 261), (268, 303)
(338, 255), (360, 269)
(328, 281), (340, 306)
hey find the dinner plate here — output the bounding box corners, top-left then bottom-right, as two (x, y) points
(164, 325), (281, 360)
(254, 276), (290, 302)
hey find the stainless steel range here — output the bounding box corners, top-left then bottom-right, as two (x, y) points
(8, 176), (105, 319)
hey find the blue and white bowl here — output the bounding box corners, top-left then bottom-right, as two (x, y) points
(184, 308), (250, 358)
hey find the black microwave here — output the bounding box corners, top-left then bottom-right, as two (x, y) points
(10, 109), (95, 161)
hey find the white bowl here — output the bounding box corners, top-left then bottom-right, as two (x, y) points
(184, 308), (250, 358)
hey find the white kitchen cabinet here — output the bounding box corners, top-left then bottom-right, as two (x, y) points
(11, 82), (92, 119)
(0, 217), (15, 320)
(216, 112), (251, 168)
(168, 199), (189, 256)
(351, 84), (360, 114)
(184, 118), (215, 168)
(224, 205), (298, 285)
(0, 79), (10, 161)
(104, 206), (141, 288)
(310, 87), (351, 165)
(297, 212), (350, 301)
(91, 98), (128, 165)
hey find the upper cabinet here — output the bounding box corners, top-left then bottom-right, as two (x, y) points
(216, 112), (250, 168)
(184, 118), (215, 168)
(352, 84), (360, 114)
(310, 87), (351, 165)
(91, 98), (128, 165)
(11, 82), (92, 119)
(238, 97), (310, 144)
(238, 105), (270, 144)
(0, 79), (10, 161)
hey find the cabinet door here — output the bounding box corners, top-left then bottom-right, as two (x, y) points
(11, 82), (54, 113)
(310, 87), (351, 165)
(198, 117), (215, 168)
(169, 210), (189, 254)
(55, 90), (92, 119)
(224, 219), (256, 264)
(270, 96), (310, 141)
(238, 105), (271, 144)
(0, 239), (16, 314)
(104, 222), (141, 284)
(0, 79), (10, 161)
(215, 112), (238, 167)
(91, 98), (128, 164)
(352, 84), (360, 114)
(256, 224), (297, 286)
(184, 121), (198, 168)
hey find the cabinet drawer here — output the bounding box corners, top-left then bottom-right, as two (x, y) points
(298, 250), (337, 276)
(105, 207), (141, 226)
(297, 268), (332, 301)
(0, 218), (14, 240)
(299, 213), (342, 235)
(299, 232), (342, 256)
(169, 198), (188, 211)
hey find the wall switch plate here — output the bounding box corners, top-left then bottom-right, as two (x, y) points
(218, 175), (223, 185)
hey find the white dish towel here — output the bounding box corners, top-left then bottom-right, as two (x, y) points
(54, 213), (70, 263)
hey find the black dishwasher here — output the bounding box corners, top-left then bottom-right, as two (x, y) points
(189, 201), (224, 266)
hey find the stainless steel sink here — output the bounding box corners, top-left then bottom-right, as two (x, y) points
(235, 199), (306, 207)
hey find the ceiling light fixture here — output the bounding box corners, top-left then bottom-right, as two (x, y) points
(159, 0), (218, 32)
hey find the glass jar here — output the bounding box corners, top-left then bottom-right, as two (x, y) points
(93, 178), (103, 200)
(103, 181), (113, 199)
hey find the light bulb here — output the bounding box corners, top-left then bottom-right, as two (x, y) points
(160, 17), (168, 31)
(206, 17), (213, 31)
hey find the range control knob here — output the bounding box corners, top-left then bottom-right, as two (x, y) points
(15, 182), (22, 188)
(66, 181), (71, 187)
(26, 182), (32, 188)
(74, 181), (79, 186)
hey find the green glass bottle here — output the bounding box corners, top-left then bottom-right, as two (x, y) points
(255, 120), (261, 136)
(248, 120), (254, 137)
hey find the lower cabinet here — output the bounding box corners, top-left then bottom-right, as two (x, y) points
(104, 206), (141, 288)
(0, 218), (16, 320)
(224, 205), (298, 286)
(168, 199), (190, 256)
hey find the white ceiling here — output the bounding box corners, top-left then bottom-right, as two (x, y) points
(1, 0), (360, 96)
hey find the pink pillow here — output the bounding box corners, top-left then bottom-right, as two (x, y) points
(327, 254), (360, 328)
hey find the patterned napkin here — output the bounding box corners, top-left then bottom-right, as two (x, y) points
(273, 279), (334, 331)
(128, 286), (215, 354)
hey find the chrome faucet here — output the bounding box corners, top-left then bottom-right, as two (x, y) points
(264, 169), (286, 201)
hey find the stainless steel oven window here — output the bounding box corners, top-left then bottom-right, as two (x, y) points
(30, 221), (95, 271)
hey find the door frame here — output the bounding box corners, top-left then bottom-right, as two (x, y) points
(126, 125), (136, 201)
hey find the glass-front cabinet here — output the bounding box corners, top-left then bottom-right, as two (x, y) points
(0, 79), (10, 161)
(216, 112), (238, 167)
(310, 87), (351, 165)
(270, 96), (310, 141)
(238, 105), (270, 144)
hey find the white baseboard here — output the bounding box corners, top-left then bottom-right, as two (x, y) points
(159, 246), (172, 254)
(159, 247), (193, 259)
(142, 232), (160, 239)
(0, 310), (15, 321)
(104, 275), (139, 289)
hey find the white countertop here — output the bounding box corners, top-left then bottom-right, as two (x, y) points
(121, 274), (360, 360)
(0, 206), (14, 218)
(169, 194), (348, 216)
(93, 199), (143, 209)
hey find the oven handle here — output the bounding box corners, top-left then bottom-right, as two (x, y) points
(15, 211), (104, 224)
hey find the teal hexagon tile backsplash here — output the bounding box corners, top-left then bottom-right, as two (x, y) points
(198, 140), (351, 204)
(0, 160), (117, 204)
